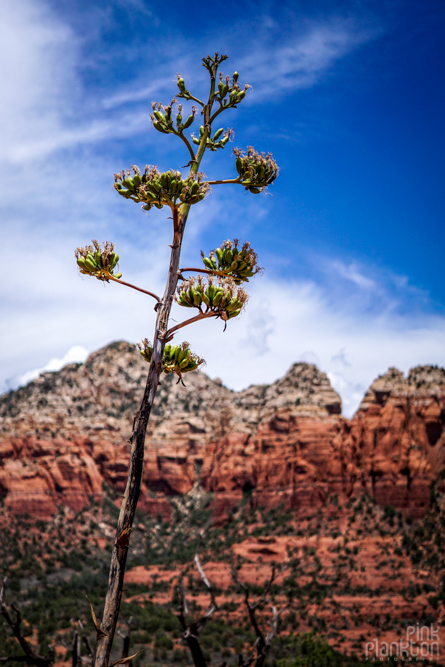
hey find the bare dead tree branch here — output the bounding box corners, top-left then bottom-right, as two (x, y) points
(117, 617), (133, 666)
(174, 554), (290, 667)
(194, 555), (218, 616)
(175, 556), (219, 667)
(230, 567), (291, 667)
(176, 578), (208, 667)
(78, 621), (93, 661)
(71, 631), (80, 667)
(0, 578), (53, 667)
(60, 622), (92, 667)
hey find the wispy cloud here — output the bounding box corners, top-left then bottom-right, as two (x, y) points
(9, 111), (150, 162)
(3, 240), (444, 419)
(1, 1), (156, 163)
(112, 0), (155, 18)
(14, 346), (89, 390)
(0, 0), (380, 165)
(1, 1), (442, 422)
(1, 1), (78, 159)
(318, 256), (433, 318)
(99, 17), (380, 113)
(102, 78), (173, 110)
(235, 17), (380, 98)
(187, 272), (445, 417)
(330, 260), (377, 290)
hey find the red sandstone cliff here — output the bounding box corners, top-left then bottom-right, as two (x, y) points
(0, 341), (444, 520)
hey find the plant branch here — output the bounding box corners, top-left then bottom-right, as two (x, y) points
(79, 621), (92, 657)
(179, 267), (228, 277)
(175, 556), (218, 667)
(71, 631), (80, 667)
(231, 567), (265, 648)
(231, 567), (288, 667)
(209, 105), (227, 125)
(193, 64), (217, 163)
(118, 617), (133, 665)
(0, 579), (53, 667)
(176, 579), (208, 667)
(106, 274), (161, 302)
(194, 555), (218, 615)
(183, 94), (205, 108)
(206, 178), (241, 185)
(166, 310), (216, 338)
(170, 129), (196, 162)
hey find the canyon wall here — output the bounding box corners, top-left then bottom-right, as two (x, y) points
(0, 341), (444, 520)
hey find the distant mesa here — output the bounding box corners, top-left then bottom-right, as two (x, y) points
(0, 340), (444, 522)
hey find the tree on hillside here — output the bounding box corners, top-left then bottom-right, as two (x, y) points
(73, 53), (278, 667)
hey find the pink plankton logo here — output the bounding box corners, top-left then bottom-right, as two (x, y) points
(365, 624), (440, 662)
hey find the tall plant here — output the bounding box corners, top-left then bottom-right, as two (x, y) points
(75, 53), (278, 667)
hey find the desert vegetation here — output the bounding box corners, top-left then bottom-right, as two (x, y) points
(1, 486), (444, 665)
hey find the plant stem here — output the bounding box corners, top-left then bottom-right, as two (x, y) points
(92, 206), (190, 667)
(92, 57), (225, 667)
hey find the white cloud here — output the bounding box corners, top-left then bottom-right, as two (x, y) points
(331, 348), (351, 367)
(0, 0), (78, 162)
(0, 2), (160, 164)
(90, 16), (379, 122)
(112, 0), (155, 17)
(16, 345), (89, 388)
(6, 267), (443, 418)
(0, 2), (379, 167)
(330, 260), (377, 290)
(1, 2), (442, 422)
(236, 17), (379, 98)
(9, 111), (150, 163)
(179, 274), (445, 417)
(102, 77), (173, 110)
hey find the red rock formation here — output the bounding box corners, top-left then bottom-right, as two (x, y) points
(0, 342), (444, 521)
(0, 436), (103, 519)
(338, 366), (445, 518)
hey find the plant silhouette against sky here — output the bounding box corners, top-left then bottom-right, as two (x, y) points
(75, 52), (278, 667)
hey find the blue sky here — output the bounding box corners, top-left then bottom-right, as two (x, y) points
(1, 0), (444, 416)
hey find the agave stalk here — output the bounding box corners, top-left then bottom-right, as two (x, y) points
(86, 52), (278, 667)
(92, 206), (189, 667)
(92, 56), (216, 667)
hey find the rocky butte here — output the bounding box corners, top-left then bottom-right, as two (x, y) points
(0, 340), (444, 522)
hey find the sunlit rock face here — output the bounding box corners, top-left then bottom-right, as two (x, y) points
(0, 341), (444, 521)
